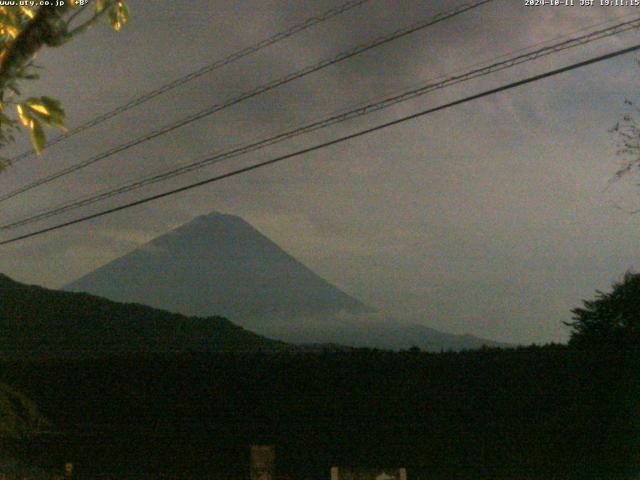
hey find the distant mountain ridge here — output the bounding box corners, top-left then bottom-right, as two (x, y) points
(271, 316), (512, 351)
(0, 273), (284, 359)
(64, 212), (511, 351)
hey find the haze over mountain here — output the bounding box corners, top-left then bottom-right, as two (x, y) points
(65, 212), (509, 351)
(272, 312), (512, 351)
(0, 273), (284, 359)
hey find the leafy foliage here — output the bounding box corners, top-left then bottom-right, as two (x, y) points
(566, 271), (640, 348)
(16, 96), (64, 154)
(0, 1), (128, 168)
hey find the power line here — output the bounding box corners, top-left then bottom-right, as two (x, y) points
(0, 0), (494, 204)
(3, 16), (638, 229)
(6, 0), (373, 165)
(4, 16), (639, 231)
(1, 42), (638, 247)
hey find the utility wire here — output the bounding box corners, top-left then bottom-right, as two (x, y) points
(1, 42), (639, 247)
(6, 0), (373, 164)
(3, 16), (639, 231)
(0, 0), (494, 204)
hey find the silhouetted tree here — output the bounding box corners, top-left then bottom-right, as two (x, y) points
(565, 271), (640, 348)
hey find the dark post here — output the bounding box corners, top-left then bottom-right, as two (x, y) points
(250, 445), (275, 480)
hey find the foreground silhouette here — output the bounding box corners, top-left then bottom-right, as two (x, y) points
(1, 344), (637, 479)
(566, 271), (640, 349)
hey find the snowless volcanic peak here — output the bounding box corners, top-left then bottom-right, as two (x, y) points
(64, 212), (509, 351)
(65, 212), (371, 325)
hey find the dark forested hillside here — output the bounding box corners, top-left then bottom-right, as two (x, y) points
(1, 346), (638, 479)
(2, 271), (639, 478)
(0, 274), (284, 358)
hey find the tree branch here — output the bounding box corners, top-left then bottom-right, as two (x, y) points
(0, 5), (70, 94)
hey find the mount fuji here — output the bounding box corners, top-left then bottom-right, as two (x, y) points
(65, 212), (509, 351)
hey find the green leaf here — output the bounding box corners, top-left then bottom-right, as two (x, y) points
(25, 97), (65, 128)
(40, 97), (65, 127)
(29, 119), (46, 155)
(39, 96), (64, 113)
(106, 1), (129, 31)
(108, 6), (120, 30)
(16, 103), (32, 127)
(117, 2), (129, 25)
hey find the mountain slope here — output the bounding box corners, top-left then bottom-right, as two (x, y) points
(65, 212), (370, 326)
(0, 274), (284, 358)
(64, 212), (510, 351)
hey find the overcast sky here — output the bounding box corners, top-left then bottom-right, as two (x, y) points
(1, 0), (639, 344)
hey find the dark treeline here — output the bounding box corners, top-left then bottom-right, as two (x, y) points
(0, 345), (638, 479)
(0, 273), (285, 359)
